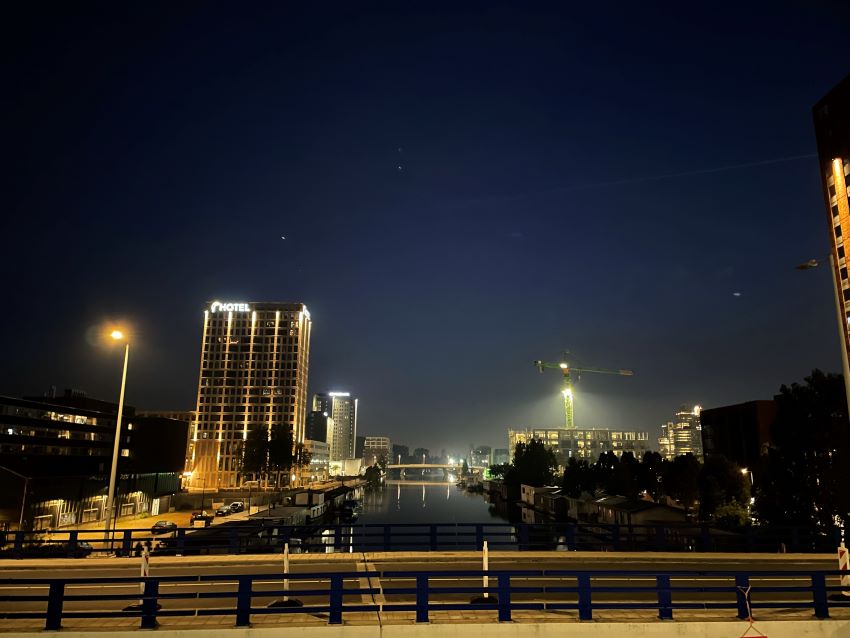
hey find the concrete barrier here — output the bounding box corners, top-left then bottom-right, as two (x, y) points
(4, 620), (848, 638)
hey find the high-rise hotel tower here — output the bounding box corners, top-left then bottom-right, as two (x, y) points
(190, 301), (312, 488)
(814, 75), (850, 391)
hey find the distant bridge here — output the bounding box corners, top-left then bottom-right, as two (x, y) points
(387, 464), (486, 471)
(388, 463), (457, 470)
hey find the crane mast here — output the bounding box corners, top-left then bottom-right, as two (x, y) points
(534, 355), (633, 430)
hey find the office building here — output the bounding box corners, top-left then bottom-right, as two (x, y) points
(813, 75), (850, 368)
(658, 405), (703, 461)
(303, 439), (330, 482)
(137, 409), (195, 475)
(491, 448), (510, 466)
(313, 392), (358, 461)
(508, 427), (650, 467)
(700, 400), (776, 469)
(469, 446), (491, 468)
(0, 392), (187, 530)
(305, 411), (334, 443)
(392, 443), (409, 463)
(363, 436), (392, 467)
(191, 301), (312, 488)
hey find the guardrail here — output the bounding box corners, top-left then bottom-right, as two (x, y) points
(1, 568), (848, 630)
(0, 522), (842, 559)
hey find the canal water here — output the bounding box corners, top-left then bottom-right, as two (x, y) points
(357, 480), (506, 525)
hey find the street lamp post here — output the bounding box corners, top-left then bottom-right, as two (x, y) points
(104, 330), (130, 543)
(0, 466), (30, 531)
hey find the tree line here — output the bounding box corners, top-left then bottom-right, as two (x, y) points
(491, 370), (850, 534)
(239, 424), (311, 486)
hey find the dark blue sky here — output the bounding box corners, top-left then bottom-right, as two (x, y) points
(4, 3), (849, 452)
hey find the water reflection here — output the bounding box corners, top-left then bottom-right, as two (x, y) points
(357, 480), (503, 525)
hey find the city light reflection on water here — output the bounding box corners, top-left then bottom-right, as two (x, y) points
(356, 479), (505, 525)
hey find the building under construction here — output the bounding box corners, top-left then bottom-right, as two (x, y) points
(508, 426), (651, 467)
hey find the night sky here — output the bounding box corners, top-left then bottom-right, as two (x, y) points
(4, 3), (849, 452)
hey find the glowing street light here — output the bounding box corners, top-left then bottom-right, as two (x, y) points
(104, 329), (130, 544)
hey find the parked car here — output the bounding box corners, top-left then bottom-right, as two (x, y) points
(191, 511), (214, 527)
(229, 501), (245, 513)
(215, 506), (231, 517)
(150, 520), (178, 535)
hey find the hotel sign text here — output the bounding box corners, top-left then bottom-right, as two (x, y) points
(210, 301), (251, 313)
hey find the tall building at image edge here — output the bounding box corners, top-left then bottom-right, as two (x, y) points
(313, 391), (358, 462)
(813, 74), (850, 367)
(190, 301), (312, 488)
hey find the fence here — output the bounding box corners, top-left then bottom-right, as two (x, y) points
(1, 568), (849, 630)
(0, 522), (843, 559)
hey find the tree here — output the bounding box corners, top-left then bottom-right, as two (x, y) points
(611, 451), (640, 498)
(294, 442), (311, 478)
(754, 370), (850, 533)
(638, 451), (665, 500)
(562, 457), (597, 498)
(662, 454), (700, 514)
(267, 424), (294, 485)
(364, 464), (382, 486)
(504, 439), (558, 487)
(488, 463), (510, 479)
(697, 455), (749, 523)
(593, 451), (619, 495)
(461, 460), (469, 478)
(242, 428), (269, 480)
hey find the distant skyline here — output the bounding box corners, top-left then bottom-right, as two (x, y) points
(4, 4), (850, 450)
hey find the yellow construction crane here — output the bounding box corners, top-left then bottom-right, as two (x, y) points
(534, 355), (633, 430)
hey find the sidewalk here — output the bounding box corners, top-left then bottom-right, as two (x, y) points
(40, 503), (275, 542)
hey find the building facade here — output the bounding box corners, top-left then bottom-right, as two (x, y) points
(0, 393), (187, 531)
(191, 301), (312, 489)
(814, 74), (850, 369)
(700, 400), (777, 469)
(363, 436), (391, 467)
(392, 443), (409, 463)
(137, 409), (196, 475)
(508, 427), (650, 467)
(491, 448), (510, 466)
(658, 405), (703, 460)
(305, 411), (334, 443)
(313, 392), (358, 461)
(303, 439), (330, 482)
(469, 446), (491, 468)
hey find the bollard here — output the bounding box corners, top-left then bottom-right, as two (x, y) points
(483, 540), (489, 598)
(470, 540), (496, 604)
(123, 548), (161, 615)
(832, 542), (850, 600)
(139, 548), (150, 605)
(268, 542), (303, 608)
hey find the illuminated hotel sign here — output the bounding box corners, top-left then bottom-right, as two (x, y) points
(210, 301), (251, 313)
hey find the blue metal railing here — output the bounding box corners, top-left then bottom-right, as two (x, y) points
(0, 522), (842, 559)
(1, 568), (848, 630)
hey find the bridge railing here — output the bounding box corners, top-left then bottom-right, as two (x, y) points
(0, 522), (842, 558)
(1, 568), (848, 630)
